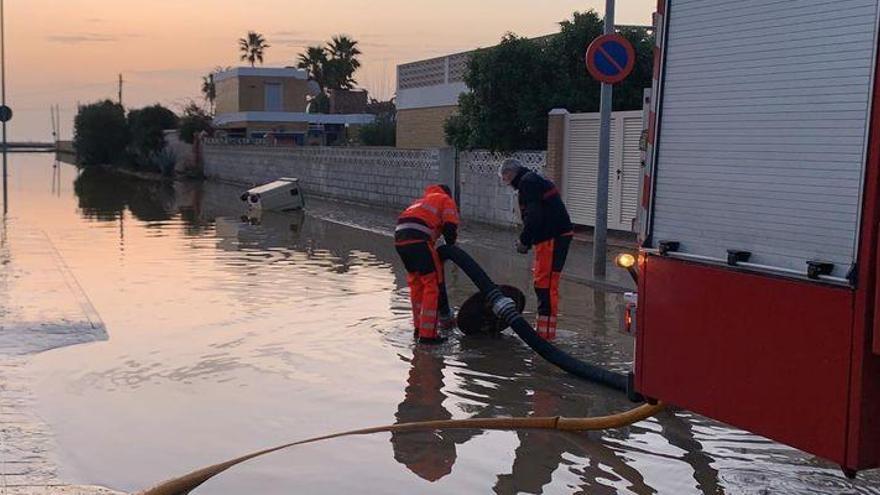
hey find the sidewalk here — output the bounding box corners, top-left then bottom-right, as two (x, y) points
(0, 221), (119, 495)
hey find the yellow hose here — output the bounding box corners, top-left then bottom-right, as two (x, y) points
(137, 402), (664, 495)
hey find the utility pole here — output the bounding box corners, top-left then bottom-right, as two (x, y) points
(1, 0), (7, 216)
(592, 0), (615, 279)
(50, 104), (61, 150)
(50, 105), (57, 142)
(118, 73), (123, 106)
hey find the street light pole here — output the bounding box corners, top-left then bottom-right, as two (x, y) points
(592, 0), (615, 279)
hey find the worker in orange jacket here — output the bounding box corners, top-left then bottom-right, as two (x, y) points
(499, 159), (574, 340)
(395, 184), (460, 344)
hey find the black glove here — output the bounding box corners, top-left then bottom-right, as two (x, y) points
(515, 240), (530, 254)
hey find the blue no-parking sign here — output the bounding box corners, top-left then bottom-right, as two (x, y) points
(585, 34), (635, 84)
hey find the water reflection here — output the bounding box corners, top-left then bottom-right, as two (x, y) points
(119, 177), (668, 491)
(73, 168), (129, 220)
(391, 348), (463, 481)
(214, 211), (306, 252)
(51, 158), (62, 197)
(388, 331), (728, 494)
(657, 412), (724, 495)
(73, 168), (177, 222)
(450, 335), (656, 494)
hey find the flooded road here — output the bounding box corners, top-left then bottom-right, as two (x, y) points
(2, 153), (879, 494)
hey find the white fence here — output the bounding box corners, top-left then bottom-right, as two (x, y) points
(459, 151), (546, 226)
(203, 144), (440, 209)
(202, 141), (547, 228)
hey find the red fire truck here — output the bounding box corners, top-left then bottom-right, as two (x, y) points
(632, 0), (880, 476)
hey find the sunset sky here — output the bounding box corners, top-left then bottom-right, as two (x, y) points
(6, 0), (654, 141)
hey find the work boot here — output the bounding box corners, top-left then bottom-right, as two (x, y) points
(418, 335), (448, 345)
(438, 313), (456, 332)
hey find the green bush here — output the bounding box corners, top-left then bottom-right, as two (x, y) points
(128, 104), (178, 169)
(73, 100), (129, 167)
(359, 116), (396, 146)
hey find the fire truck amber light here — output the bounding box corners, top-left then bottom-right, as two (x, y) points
(616, 253), (636, 269)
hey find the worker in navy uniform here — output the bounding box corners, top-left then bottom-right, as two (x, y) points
(499, 158), (574, 340)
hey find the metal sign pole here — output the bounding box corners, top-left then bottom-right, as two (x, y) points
(593, 0), (615, 278)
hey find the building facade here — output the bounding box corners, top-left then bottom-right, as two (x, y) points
(395, 36), (555, 149)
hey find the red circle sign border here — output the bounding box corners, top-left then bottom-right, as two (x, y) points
(585, 33), (636, 85)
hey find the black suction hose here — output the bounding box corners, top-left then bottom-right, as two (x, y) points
(438, 244), (629, 392)
(132, 246), (650, 495)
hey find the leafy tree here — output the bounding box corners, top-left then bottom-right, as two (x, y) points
(178, 102), (214, 144)
(127, 104), (178, 169)
(611, 25), (654, 110)
(73, 100), (129, 167)
(359, 118), (396, 146)
(445, 10), (653, 151)
(239, 31), (269, 67)
(548, 11), (652, 112)
(445, 34), (556, 150)
(359, 98), (396, 146)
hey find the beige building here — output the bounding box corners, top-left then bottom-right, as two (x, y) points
(214, 67), (308, 114)
(395, 52), (471, 149)
(214, 67), (374, 145)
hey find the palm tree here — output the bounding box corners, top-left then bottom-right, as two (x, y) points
(239, 31), (269, 67)
(326, 35), (362, 89)
(296, 45), (328, 90)
(328, 35), (361, 70)
(200, 66), (229, 114)
(201, 74), (216, 112)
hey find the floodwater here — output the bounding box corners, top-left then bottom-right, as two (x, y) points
(2, 153), (879, 494)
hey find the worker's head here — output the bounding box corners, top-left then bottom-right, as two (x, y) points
(425, 184), (454, 201)
(498, 158), (524, 186)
